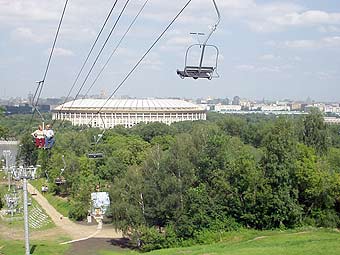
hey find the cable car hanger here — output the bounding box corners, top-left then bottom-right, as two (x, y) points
(177, 0), (221, 80)
(88, 113), (106, 159)
(55, 155), (67, 185)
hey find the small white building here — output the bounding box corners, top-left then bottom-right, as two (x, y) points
(324, 105), (340, 114)
(214, 104), (242, 112)
(260, 105), (291, 111)
(52, 99), (206, 128)
(324, 117), (340, 125)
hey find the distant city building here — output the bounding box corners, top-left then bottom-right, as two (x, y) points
(260, 105), (290, 111)
(232, 96), (241, 105)
(324, 117), (340, 125)
(52, 99), (206, 128)
(288, 103), (302, 111)
(304, 104), (325, 112)
(4, 104), (32, 115)
(324, 105), (340, 113)
(214, 104), (242, 112)
(2, 104), (50, 115)
(239, 99), (252, 109)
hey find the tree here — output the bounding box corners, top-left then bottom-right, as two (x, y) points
(216, 115), (246, 137)
(0, 191), (3, 209)
(69, 157), (99, 220)
(294, 143), (340, 227)
(302, 109), (329, 155)
(18, 133), (38, 166)
(132, 122), (174, 142)
(0, 125), (9, 139)
(110, 166), (145, 236)
(261, 117), (302, 228)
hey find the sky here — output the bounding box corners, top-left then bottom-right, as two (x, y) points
(0, 0), (339, 101)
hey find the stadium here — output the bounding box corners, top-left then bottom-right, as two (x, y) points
(52, 99), (206, 128)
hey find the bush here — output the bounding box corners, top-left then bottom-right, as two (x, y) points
(139, 225), (178, 252)
(0, 192), (3, 210)
(310, 210), (340, 228)
(193, 217), (242, 245)
(68, 199), (88, 221)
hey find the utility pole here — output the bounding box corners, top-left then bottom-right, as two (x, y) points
(23, 169), (30, 255)
(3, 150), (11, 191)
(16, 165), (36, 255)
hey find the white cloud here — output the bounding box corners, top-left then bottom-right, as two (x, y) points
(236, 64), (255, 71)
(141, 52), (163, 71)
(166, 36), (194, 46)
(11, 27), (48, 43)
(0, 0), (61, 24)
(271, 10), (340, 26)
(318, 25), (340, 33)
(304, 70), (338, 80)
(47, 47), (75, 57)
(259, 54), (281, 61)
(273, 36), (340, 49)
(231, 3), (340, 32)
(235, 63), (291, 73)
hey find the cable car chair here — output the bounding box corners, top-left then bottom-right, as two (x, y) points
(88, 114), (105, 159)
(55, 155), (67, 185)
(177, 0), (221, 80)
(30, 102), (46, 148)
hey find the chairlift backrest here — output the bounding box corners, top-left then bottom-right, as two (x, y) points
(177, 0), (221, 80)
(88, 153), (104, 159)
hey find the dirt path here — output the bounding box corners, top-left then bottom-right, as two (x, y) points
(27, 183), (122, 242)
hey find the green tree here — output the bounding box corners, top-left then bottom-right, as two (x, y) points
(69, 157), (99, 220)
(302, 109), (329, 155)
(132, 122), (173, 142)
(294, 144), (340, 227)
(216, 115), (247, 137)
(18, 133), (38, 166)
(110, 166), (145, 236)
(261, 117), (302, 228)
(0, 125), (9, 139)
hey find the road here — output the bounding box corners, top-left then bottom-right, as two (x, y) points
(27, 183), (122, 242)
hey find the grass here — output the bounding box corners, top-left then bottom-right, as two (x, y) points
(99, 228), (340, 255)
(29, 195), (56, 231)
(0, 181), (55, 231)
(0, 239), (70, 255)
(31, 178), (70, 217)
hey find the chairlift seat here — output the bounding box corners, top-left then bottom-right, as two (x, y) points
(177, 66), (215, 80)
(88, 153), (104, 159)
(55, 177), (66, 185)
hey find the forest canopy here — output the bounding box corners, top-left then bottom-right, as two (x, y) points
(9, 111), (340, 251)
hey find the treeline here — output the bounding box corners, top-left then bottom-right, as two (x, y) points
(16, 110), (340, 251)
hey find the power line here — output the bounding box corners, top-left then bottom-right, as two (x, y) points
(82, 0), (150, 98)
(34, 0), (70, 108)
(71, 0), (131, 103)
(81, 0), (193, 127)
(57, 0), (131, 128)
(29, 0), (69, 127)
(54, 0), (119, 123)
(98, 0), (193, 113)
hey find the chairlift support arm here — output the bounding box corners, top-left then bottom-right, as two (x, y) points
(203, 0), (221, 46)
(61, 155), (66, 175)
(199, 0), (221, 70)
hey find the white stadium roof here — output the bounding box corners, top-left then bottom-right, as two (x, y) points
(53, 99), (205, 111)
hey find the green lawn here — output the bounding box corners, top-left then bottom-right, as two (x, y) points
(99, 229), (340, 255)
(0, 239), (70, 255)
(1, 182), (55, 231)
(30, 178), (70, 217)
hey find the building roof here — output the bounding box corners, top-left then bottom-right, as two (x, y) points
(53, 99), (205, 111)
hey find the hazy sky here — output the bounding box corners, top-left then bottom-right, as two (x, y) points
(0, 0), (339, 101)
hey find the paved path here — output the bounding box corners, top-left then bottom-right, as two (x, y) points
(27, 183), (122, 242)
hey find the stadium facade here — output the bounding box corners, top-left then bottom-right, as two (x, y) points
(52, 99), (206, 128)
